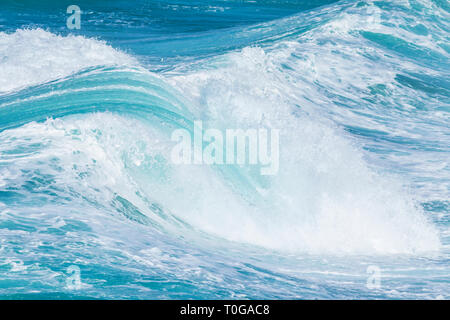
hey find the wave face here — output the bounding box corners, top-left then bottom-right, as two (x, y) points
(0, 0), (449, 299)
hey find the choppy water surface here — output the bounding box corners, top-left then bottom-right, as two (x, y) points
(0, 0), (449, 299)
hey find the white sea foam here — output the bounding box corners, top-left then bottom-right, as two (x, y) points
(163, 1), (446, 253)
(0, 29), (137, 93)
(0, 109), (440, 255)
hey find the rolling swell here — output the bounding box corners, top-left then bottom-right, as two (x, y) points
(0, 66), (193, 132)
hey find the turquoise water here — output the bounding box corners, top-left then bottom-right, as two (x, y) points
(0, 0), (449, 299)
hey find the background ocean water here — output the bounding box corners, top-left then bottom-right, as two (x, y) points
(0, 0), (448, 299)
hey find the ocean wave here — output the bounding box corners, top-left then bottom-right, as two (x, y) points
(0, 0), (448, 299)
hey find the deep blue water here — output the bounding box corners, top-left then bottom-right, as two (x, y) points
(0, 0), (449, 299)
